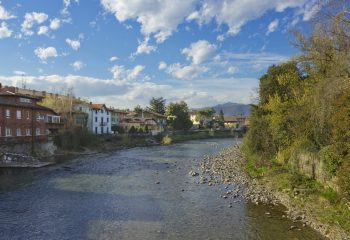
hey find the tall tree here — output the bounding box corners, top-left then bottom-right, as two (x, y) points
(219, 109), (225, 127)
(134, 105), (143, 115)
(196, 108), (215, 128)
(165, 101), (193, 131)
(148, 97), (166, 115)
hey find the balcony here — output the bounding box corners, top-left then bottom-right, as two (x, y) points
(46, 115), (63, 124)
(100, 122), (107, 126)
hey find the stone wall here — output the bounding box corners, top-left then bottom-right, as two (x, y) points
(0, 140), (57, 157)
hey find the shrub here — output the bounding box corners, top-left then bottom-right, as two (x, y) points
(54, 128), (98, 150)
(162, 135), (172, 145)
(337, 155), (350, 200)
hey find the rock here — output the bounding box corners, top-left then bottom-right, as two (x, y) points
(290, 226), (297, 230)
(189, 170), (199, 177)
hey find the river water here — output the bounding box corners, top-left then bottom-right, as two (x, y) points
(0, 138), (325, 240)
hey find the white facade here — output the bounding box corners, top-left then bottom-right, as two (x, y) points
(76, 103), (112, 134)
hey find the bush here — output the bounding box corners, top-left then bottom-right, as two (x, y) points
(319, 145), (342, 176)
(112, 125), (124, 134)
(162, 135), (172, 145)
(337, 155), (350, 200)
(54, 128), (98, 150)
(320, 188), (339, 204)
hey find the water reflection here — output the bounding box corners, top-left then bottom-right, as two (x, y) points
(0, 139), (325, 240)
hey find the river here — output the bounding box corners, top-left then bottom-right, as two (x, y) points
(0, 138), (325, 239)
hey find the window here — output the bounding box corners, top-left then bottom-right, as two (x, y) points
(106, 110), (109, 115)
(101, 117), (103, 123)
(95, 127), (98, 134)
(36, 128), (40, 135)
(5, 109), (10, 118)
(101, 127), (104, 134)
(107, 118), (109, 123)
(5, 128), (12, 137)
(36, 113), (42, 121)
(95, 110), (98, 114)
(101, 109), (104, 113)
(95, 117), (97, 122)
(16, 128), (21, 136)
(19, 97), (31, 103)
(16, 110), (22, 119)
(26, 129), (31, 136)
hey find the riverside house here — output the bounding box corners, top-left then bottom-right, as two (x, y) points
(223, 115), (248, 129)
(76, 103), (112, 134)
(121, 109), (167, 135)
(0, 87), (62, 143)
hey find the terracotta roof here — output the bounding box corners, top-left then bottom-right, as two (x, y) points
(0, 98), (57, 114)
(90, 103), (106, 110)
(108, 108), (128, 113)
(223, 115), (246, 122)
(0, 91), (42, 100)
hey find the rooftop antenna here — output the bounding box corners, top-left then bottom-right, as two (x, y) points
(21, 74), (27, 89)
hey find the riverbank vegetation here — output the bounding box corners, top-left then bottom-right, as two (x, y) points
(242, 1), (350, 235)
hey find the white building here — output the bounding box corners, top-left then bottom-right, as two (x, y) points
(75, 103), (112, 134)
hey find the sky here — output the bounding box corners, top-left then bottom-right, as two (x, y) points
(0, 0), (320, 108)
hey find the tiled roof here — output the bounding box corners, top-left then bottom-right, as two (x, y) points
(0, 98), (57, 114)
(0, 91), (42, 100)
(223, 116), (245, 122)
(90, 104), (106, 110)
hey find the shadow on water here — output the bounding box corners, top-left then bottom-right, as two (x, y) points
(0, 139), (326, 240)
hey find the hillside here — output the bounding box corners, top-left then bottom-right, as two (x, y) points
(210, 102), (251, 116)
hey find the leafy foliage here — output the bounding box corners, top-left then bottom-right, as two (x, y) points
(165, 101), (193, 131)
(243, 3), (350, 200)
(148, 97), (166, 115)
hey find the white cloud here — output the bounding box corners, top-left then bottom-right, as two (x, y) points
(134, 37), (156, 55)
(109, 56), (118, 62)
(227, 66), (237, 74)
(302, 1), (321, 21)
(182, 40), (216, 65)
(158, 61), (167, 70)
(165, 63), (208, 80)
(62, 0), (79, 16)
(37, 26), (49, 35)
(110, 64), (146, 81)
(13, 70), (26, 75)
(266, 19), (279, 35)
(100, 0), (196, 43)
(217, 34), (225, 42)
(188, 0), (309, 35)
(66, 38), (81, 50)
(34, 47), (58, 61)
(50, 18), (61, 30)
(21, 12), (48, 36)
(0, 4), (16, 20)
(0, 22), (12, 39)
(0, 73), (256, 108)
(71, 61), (85, 71)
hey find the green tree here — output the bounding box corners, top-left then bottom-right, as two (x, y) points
(148, 97), (166, 115)
(165, 101), (193, 131)
(134, 105), (143, 115)
(219, 109), (225, 127)
(196, 108), (215, 128)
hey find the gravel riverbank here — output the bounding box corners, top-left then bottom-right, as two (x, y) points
(195, 144), (349, 240)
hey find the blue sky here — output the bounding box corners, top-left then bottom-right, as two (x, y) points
(0, 0), (320, 108)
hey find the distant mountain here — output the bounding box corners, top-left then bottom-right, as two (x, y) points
(198, 102), (251, 116)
